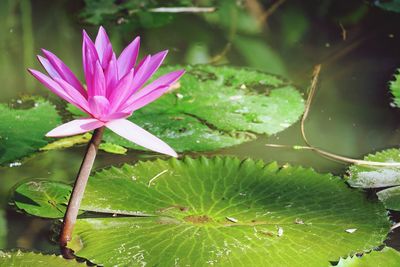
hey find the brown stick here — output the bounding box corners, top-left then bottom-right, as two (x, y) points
(60, 127), (104, 252)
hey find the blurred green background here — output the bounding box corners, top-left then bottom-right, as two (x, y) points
(1, 0), (400, 251)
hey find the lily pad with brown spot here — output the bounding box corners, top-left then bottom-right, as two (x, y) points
(13, 157), (390, 266)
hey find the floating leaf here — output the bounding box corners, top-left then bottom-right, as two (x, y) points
(13, 179), (71, 218)
(0, 210), (5, 249)
(98, 142), (127, 155)
(0, 250), (84, 266)
(0, 98), (61, 165)
(375, 0), (400, 13)
(377, 185), (400, 211)
(335, 247), (400, 266)
(15, 157), (389, 266)
(68, 65), (304, 153)
(41, 133), (92, 151)
(347, 149), (400, 188)
(389, 68), (400, 107)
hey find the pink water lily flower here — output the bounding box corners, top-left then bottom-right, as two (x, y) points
(28, 27), (184, 157)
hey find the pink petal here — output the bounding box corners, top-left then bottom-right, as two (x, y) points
(28, 69), (76, 104)
(37, 55), (61, 79)
(132, 50), (168, 90)
(122, 70), (185, 112)
(54, 78), (90, 113)
(105, 53), (118, 96)
(108, 69), (135, 111)
(95, 26), (112, 68)
(82, 30), (99, 94)
(90, 61), (106, 97)
(106, 119), (177, 157)
(117, 36), (140, 77)
(46, 118), (104, 137)
(41, 49), (86, 97)
(88, 96), (110, 119)
(102, 112), (131, 121)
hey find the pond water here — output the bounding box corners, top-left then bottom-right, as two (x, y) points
(1, 0), (400, 254)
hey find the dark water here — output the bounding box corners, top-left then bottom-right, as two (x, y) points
(1, 0), (400, 253)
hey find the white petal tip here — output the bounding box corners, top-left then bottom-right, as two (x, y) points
(169, 151), (179, 158)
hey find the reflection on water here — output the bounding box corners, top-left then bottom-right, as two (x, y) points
(1, 0), (400, 251)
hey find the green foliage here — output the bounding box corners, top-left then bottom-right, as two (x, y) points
(377, 186), (400, 211)
(389, 69), (400, 107)
(14, 157), (390, 266)
(0, 210), (5, 249)
(347, 149), (400, 188)
(374, 0), (400, 13)
(13, 179), (71, 218)
(0, 98), (61, 165)
(233, 36), (287, 75)
(347, 148), (400, 210)
(81, 0), (213, 27)
(0, 251), (84, 266)
(98, 142), (127, 155)
(335, 247), (400, 266)
(68, 65), (304, 153)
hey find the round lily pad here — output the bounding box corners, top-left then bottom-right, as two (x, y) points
(13, 179), (71, 218)
(0, 97), (61, 165)
(67, 65), (304, 152)
(13, 157), (390, 266)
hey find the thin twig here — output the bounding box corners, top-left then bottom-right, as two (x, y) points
(208, 43), (232, 65)
(267, 65), (400, 167)
(148, 170), (168, 187)
(391, 222), (400, 231)
(148, 7), (216, 13)
(339, 23), (347, 41)
(259, 0), (286, 24)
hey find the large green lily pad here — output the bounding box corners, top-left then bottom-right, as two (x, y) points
(14, 157), (390, 266)
(0, 97), (61, 165)
(335, 247), (400, 267)
(68, 65), (304, 153)
(0, 251), (84, 266)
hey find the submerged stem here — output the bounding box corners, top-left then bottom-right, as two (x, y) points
(60, 127), (104, 253)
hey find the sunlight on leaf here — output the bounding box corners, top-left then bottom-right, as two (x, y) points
(377, 185), (400, 211)
(14, 157), (390, 266)
(347, 148), (400, 188)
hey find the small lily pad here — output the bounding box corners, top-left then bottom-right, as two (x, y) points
(13, 179), (71, 218)
(335, 247), (400, 266)
(0, 97), (61, 165)
(0, 250), (84, 266)
(68, 65), (304, 153)
(377, 186), (400, 211)
(347, 149), (400, 188)
(390, 68), (400, 107)
(14, 157), (390, 266)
